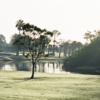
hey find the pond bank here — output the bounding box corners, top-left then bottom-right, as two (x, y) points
(0, 52), (64, 62)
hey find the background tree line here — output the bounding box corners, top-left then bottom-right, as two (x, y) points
(0, 19), (83, 58)
(63, 30), (100, 74)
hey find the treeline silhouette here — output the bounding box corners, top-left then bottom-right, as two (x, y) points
(63, 30), (100, 75)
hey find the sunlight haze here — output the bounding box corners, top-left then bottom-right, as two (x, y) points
(0, 0), (100, 44)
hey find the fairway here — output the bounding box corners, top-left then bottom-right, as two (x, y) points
(0, 71), (100, 100)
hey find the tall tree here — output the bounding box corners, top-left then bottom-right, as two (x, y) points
(16, 20), (24, 34)
(52, 30), (61, 55)
(15, 20), (24, 55)
(58, 39), (65, 58)
(13, 23), (53, 79)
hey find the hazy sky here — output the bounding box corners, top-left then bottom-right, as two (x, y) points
(0, 0), (100, 44)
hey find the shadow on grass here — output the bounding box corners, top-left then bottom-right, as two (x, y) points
(12, 77), (49, 81)
(11, 77), (31, 84)
(9, 77), (50, 85)
(12, 76), (66, 83)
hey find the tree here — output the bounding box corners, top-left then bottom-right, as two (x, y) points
(61, 40), (72, 57)
(16, 20), (24, 55)
(84, 30), (95, 44)
(63, 41), (69, 57)
(52, 30), (61, 55)
(10, 33), (21, 52)
(16, 20), (24, 34)
(61, 40), (83, 57)
(94, 30), (100, 38)
(76, 42), (83, 50)
(10, 33), (20, 44)
(63, 36), (100, 74)
(0, 34), (7, 49)
(13, 23), (53, 79)
(58, 39), (65, 58)
(71, 41), (77, 54)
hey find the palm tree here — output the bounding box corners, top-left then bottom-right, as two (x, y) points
(16, 20), (24, 34)
(52, 30), (61, 55)
(16, 20), (24, 55)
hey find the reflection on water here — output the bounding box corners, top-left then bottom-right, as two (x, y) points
(0, 61), (63, 73)
(2, 64), (17, 71)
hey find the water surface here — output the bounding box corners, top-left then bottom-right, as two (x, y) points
(0, 61), (65, 73)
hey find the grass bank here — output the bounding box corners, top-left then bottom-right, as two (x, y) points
(0, 71), (100, 100)
(0, 52), (64, 62)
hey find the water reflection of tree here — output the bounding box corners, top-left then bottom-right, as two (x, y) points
(15, 63), (31, 71)
(0, 61), (62, 73)
(42, 63), (45, 72)
(53, 62), (55, 73)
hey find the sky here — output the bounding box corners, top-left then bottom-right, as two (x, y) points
(0, 0), (100, 44)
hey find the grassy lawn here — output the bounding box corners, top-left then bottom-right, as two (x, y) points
(0, 71), (100, 100)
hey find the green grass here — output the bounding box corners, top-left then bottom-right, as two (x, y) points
(0, 71), (100, 100)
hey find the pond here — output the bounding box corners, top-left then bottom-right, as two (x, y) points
(0, 61), (66, 73)
(0, 54), (11, 57)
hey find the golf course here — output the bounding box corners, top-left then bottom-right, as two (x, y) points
(0, 71), (100, 100)
(0, 52), (100, 100)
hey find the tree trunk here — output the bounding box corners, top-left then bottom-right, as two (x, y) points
(68, 48), (70, 57)
(43, 48), (45, 56)
(35, 47), (36, 55)
(16, 30), (20, 56)
(65, 47), (68, 57)
(64, 46), (66, 57)
(48, 47), (49, 55)
(53, 45), (55, 55)
(31, 62), (35, 79)
(59, 47), (61, 58)
(16, 46), (19, 56)
(23, 47), (25, 55)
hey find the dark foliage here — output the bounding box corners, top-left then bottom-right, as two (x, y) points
(63, 36), (100, 74)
